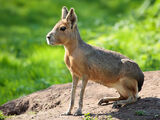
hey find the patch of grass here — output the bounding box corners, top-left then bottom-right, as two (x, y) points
(84, 113), (98, 120)
(83, 113), (113, 120)
(135, 110), (146, 116)
(105, 115), (113, 120)
(154, 114), (160, 119)
(0, 111), (7, 120)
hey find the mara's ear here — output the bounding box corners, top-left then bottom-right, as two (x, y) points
(66, 8), (77, 29)
(61, 6), (68, 19)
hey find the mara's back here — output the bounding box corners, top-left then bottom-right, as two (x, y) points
(79, 43), (143, 87)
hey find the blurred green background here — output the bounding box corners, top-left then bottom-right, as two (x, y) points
(0, 0), (160, 105)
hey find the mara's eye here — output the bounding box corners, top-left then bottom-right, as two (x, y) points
(60, 26), (66, 31)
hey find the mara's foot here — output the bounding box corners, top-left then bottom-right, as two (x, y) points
(61, 111), (72, 116)
(74, 109), (82, 116)
(98, 98), (109, 106)
(112, 101), (122, 108)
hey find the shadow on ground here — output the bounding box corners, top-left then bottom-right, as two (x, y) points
(88, 97), (160, 120)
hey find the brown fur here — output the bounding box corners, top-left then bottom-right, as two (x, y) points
(46, 7), (144, 115)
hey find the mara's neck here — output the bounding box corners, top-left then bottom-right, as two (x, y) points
(64, 27), (84, 55)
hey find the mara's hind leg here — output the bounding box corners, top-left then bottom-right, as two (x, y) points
(113, 96), (138, 108)
(98, 94), (125, 106)
(112, 77), (139, 108)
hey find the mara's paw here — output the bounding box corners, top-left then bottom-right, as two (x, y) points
(61, 111), (72, 116)
(112, 101), (122, 109)
(74, 109), (82, 116)
(137, 96), (141, 100)
(98, 98), (109, 106)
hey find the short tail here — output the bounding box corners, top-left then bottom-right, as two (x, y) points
(137, 71), (144, 92)
(121, 59), (144, 92)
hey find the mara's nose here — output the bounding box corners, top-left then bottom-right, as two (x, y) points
(46, 35), (51, 40)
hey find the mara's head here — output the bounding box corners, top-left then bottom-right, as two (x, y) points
(46, 6), (78, 46)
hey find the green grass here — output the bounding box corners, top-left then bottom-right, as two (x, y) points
(0, 111), (7, 120)
(135, 110), (146, 116)
(0, 0), (160, 105)
(83, 113), (112, 120)
(84, 113), (98, 120)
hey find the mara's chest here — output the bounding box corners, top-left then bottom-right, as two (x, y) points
(64, 54), (87, 77)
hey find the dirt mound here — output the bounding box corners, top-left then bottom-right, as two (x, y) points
(0, 71), (160, 120)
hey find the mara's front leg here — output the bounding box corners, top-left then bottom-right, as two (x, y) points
(65, 74), (79, 115)
(74, 75), (88, 116)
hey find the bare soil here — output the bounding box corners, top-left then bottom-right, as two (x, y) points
(0, 71), (160, 120)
